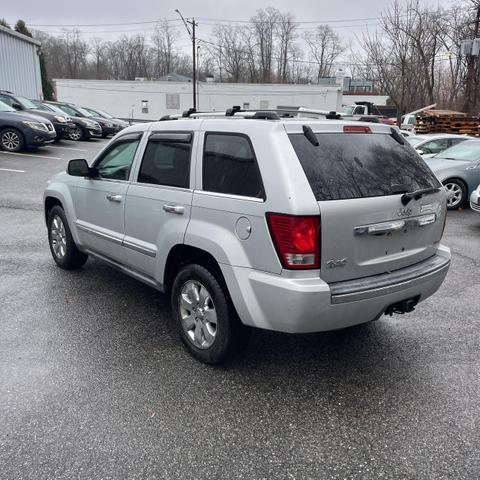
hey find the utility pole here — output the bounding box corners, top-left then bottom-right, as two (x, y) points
(463, 3), (480, 115)
(196, 45), (201, 109)
(175, 9), (197, 110)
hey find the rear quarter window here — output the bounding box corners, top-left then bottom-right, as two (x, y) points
(289, 132), (441, 201)
(202, 133), (265, 199)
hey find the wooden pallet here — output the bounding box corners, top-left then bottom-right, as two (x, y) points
(416, 114), (480, 135)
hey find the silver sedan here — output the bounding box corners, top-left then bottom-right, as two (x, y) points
(407, 134), (471, 159)
(425, 140), (480, 209)
(470, 184), (480, 213)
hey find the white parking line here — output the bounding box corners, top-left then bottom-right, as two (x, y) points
(47, 145), (88, 152)
(0, 167), (25, 173)
(0, 151), (61, 160)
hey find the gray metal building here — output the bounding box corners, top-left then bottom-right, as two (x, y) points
(0, 25), (42, 99)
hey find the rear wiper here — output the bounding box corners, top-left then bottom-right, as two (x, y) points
(401, 187), (440, 205)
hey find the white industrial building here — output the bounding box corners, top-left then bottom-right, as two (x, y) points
(0, 25), (42, 99)
(54, 79), (344, 120)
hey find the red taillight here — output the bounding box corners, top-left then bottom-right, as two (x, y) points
(343, 125), (372, 133)
(266, 213), (320, 269)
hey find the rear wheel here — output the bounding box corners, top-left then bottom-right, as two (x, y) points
(47, 206), (88, 269)
(0, 128), (25, 152)
(443, 179), (467, 210)
(171, 264), (249, 364)
(68, 126), (84, 141)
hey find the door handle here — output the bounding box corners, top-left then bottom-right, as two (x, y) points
(106, 193), (123, 203)
(163, 204), (185, 215)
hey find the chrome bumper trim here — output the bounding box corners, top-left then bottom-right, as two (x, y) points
(330, 253), (450, 304)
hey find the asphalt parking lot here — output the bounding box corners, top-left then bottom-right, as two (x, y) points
(0, 139), (479, 480)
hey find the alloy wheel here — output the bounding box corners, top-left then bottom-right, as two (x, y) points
(1, 131), (20, 151)
(179, 280), (217, 349)
(50, 215), (67, 259)
(444, 182), (463, 208)
(69, 127), (82, 141)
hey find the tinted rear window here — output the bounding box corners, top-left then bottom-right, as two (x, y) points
(289, 133), (440, 201)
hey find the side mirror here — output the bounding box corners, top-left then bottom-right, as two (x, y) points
(67, 159), (93, 177)
(12, 102), (23, 110)
(416, 149), (425, 155)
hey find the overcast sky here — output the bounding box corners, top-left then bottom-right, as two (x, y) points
(4, 0), (455, 47)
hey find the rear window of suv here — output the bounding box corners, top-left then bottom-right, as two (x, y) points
(289, 132), (441, 201)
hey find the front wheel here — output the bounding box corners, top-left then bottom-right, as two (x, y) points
(47, 206), (88, 269)
(171, 264), (249, 364)
(443, 179), (467, 210)
(68, 126), (84, 141)
(0, 128), (25, 152)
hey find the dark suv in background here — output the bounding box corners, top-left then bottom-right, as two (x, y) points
(0, 91), (72, 141)
(0, 99), (56, 151)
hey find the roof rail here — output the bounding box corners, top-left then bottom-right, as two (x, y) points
(158, 106), (347, 122)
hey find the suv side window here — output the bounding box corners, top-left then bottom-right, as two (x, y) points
(137, 134), (192, 188)
(94, 138), (140, 181)
(202, 133), (265, 199)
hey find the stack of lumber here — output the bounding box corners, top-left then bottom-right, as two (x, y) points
(416, 110), (480, 136)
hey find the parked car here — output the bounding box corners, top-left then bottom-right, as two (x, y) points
(0, 90), (72, 141)
(470, 184), (480, 212)
(80, 106), (129, 133)
(44, 101), (102, 141)
(425, 139), (480, 209)
(49, 101), (118, 138)
(0, 99), (56, 152)
(406, 134), (470, 158)
(44, 112), (450, 364)
(33, 101), (100, 142)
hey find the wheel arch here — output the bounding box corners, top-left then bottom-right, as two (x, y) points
(163, 244), (227, 294)
(44, 196), (64, 225)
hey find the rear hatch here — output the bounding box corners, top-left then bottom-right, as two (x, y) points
(287, 123), (446, 283)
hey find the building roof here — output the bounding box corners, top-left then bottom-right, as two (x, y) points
(0, 24), (41, 47)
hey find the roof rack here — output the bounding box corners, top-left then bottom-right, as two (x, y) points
(158, 106), (350, 122)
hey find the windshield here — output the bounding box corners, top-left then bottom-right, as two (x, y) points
(94, 109), (113, 119)
(289, 132), (440, 201)
(343, 106), (355, 115)
(436, 141), (480, 161)
(55, 104), (81, 117)
(75, 106), (93, 117)
(30, 100), (51, 111)
(16, 96), (38, 109)
(406, 136), (424, 146)
(0, 100), (15, 112)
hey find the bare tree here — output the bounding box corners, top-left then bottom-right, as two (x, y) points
(151, 20), (176, 78)
(63, 30), (89, 78)
(305, 25), (345, 82)
(276, 12), (297, 82)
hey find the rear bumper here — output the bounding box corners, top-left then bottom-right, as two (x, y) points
(222, 245), (451, 333)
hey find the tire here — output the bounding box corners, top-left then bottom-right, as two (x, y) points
(0, 128), (25, 152)
(47, 205), (88, 269)
(68, 125), (85, 141)
(171, 264), (249, 364)
(443, 178), (467, 210)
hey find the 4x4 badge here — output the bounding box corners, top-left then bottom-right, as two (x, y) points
(397, 208), (412, 217)
(326, 258), (348, 268)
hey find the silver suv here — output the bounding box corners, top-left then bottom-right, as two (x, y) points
(44, 109), (451, 364)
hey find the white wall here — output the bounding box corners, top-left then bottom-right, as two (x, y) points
(54, 79), (342, 120)
(342, 95), (389, 106)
